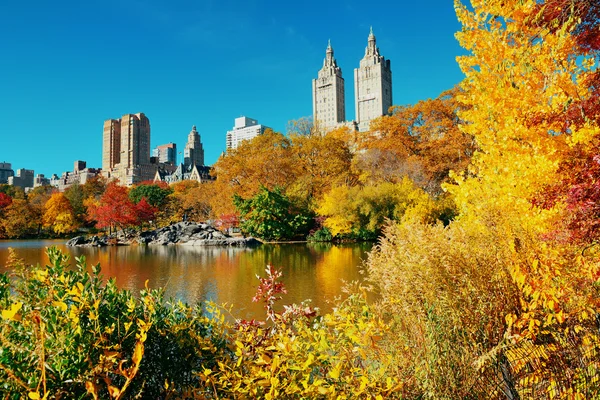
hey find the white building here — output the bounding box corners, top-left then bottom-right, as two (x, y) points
(354, 28), (392, 132)
(226, 117), (270, 150)
(312, 40), (346, 130)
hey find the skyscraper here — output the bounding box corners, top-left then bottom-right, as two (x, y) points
(354, 28), (392, 132)
(102, 113), (154, 185)
(184, 126), (204, 166)
(312, 40), (346, 130)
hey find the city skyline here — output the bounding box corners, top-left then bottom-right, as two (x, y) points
(0, 1), (465, 178)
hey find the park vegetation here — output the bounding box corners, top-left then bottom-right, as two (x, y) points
(2, 0), (600, 397)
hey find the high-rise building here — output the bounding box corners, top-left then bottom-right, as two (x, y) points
(8, 168), (34, 189)
(184, 126), (204, 166)
(102, 119), (121, 171)
(0, 162), (14, 184)
(354, 28), (392, 132)
(102, 113), (154, 186)
(312, 40), (346, 130)
(226, 117), (269, 150)
(153, 143), (177, 165)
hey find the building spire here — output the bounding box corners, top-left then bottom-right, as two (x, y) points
(366, 27), (379, 56)
(323, 40), (337, 68)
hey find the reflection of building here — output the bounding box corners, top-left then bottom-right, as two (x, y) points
(8, 168), (34, 189)
(354, 28), (392, 132)
(102, 113), (155, 186)
(153, 143), (177, 165)
(0, 162), (14, 184)
(313, 41), (346, 130)
(226, 117), (269, 150)
(184, 126), (204, 166)
(154, 163), (213, 184)
(50, 161), (101, 191)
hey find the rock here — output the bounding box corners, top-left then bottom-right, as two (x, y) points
(67, 222), (262, 248)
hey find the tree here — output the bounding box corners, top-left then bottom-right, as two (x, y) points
(234, 186), (313, 240)
(0, 192), (11, 210)
(317, 179), (435, 238)
(43, 192), (77, 234)
(0, 199), (35, 238)
(288, 133), (356, 205)
(358, 87), (474, 194)
(64, 183), (87, 226)
(211, 129), (295, 217)
(87, 182), (137, 233)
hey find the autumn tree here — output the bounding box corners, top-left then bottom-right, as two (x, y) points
(87, 182), (137, 233)
(43, 192), (77, 234)
(317, 179), (436, 239)
(211, 129), (295, 216)
(0, 199), (35, 238)
(26, 186), (55, 236)
(357, 87), (474, 194)
(288, 133), (356, 205)
(64, 183), (87, 227)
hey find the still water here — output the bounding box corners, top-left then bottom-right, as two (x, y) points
(0, 240), (373, 320)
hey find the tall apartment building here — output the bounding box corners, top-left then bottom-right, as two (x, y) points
(153, 143), (177, 165)
(0, 162), (14, 184)
(184, 125), (204, 166)
(354, 28), (392, 132)
(102, 113), (154, 186)
(311, 28), (392, 133)
(312, 41), (346, 130)
(8, 168), (34, 189)
(226, 117), (269, 150)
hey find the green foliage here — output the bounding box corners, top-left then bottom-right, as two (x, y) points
(128, 184), (172, 207)
(307, 227), (333, 242)
(234, 186), (314, 240)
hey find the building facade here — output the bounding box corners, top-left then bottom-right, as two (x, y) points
(153, 143), (177, 165)
(184, 126), (204, 166)
(226, 117), (269, 150)
(312, 41), (346, 130)
(0, 162), (14, 184)
(50, 161), (101, 192)
(102, 113), (155, 186)
(354, 28), (392, 132)
(8, 168), (34, 189)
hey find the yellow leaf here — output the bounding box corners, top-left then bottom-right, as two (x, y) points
(28, 393), (40, 400)
(2, 302), (22, 321)
(108, 385), (120, 398)
(132, 342), (144, 366)
(52, 301), (68, 312)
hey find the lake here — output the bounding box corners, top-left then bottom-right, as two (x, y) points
(0, 240), (374, 320)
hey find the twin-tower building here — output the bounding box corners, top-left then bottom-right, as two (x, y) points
(312, 28), (392, 132)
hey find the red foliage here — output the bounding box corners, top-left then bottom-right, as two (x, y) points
(89, 182), (137, 230)
(533, 142), (600, 244)
(0, 193), (12, 209)
(214, 213), (239, 231)
(135, 197), (158, 224)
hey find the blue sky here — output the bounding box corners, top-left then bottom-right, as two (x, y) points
(0, 0), (466, 177)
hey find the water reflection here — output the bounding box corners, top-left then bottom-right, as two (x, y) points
(0, 240), (373, 320)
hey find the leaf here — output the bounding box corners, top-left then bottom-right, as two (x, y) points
(132, 341), (144, 366)
(28, 393), (40, 400)
(2, 302), (22, 321)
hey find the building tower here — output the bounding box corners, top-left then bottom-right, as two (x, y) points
(184, 125), (204, 166)
(102, 119), (121, 171)
(312, 40), (346, 130)
(354, 27), (392, 132)
(119, 113), (151, 169)
(102, 113), (153, 185)
(153, 143), (177, 165)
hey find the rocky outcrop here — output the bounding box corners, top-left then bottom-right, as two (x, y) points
(67, 222), (261, 247)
